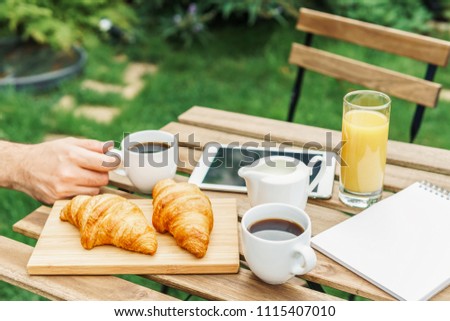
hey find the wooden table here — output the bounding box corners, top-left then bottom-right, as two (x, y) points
(3, 106), (450, 301)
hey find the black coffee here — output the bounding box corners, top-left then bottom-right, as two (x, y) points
(248, 218), (304, 241)
(128, 142), (170, 154)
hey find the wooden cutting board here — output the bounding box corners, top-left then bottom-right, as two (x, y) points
(27, 198), (239, 275)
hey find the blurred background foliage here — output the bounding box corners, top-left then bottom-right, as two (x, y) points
(0, 0), (138, 50)
(130, 0), (446, 47)
(0, 0), (448, 49)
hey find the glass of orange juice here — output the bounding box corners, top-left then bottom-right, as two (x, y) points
(339, 90), (391, 208)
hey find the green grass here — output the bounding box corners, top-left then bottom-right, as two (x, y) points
(1, 18), (449, 300)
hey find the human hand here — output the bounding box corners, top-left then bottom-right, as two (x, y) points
(13, 137), (118, 204)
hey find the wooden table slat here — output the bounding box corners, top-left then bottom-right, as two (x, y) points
(112, 121), (450, 203)
(0, 236), (176, 301)
(145, 268), (342, 301)
(177, 106), (450, 175)
(158, 123), (450, 198)
(12, 206), (51, 240)
(107, 172), (140, 193)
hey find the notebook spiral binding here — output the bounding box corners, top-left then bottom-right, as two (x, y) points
(419, 181), (450, 200)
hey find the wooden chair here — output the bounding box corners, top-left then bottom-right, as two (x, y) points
(287, 8), (450, 143)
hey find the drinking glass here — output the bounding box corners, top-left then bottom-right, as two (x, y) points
(339, 90), (391, 208)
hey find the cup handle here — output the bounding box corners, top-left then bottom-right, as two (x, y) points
(307, 155), (327, 194)
(105, 148), (126, 176)
(291, 244), (317, 275)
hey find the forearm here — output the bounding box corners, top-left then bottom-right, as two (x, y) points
(0, 140), (27, 190)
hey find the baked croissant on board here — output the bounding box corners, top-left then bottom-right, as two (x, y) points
(60, 194), (158, 255)
(152, 179), (214, 258)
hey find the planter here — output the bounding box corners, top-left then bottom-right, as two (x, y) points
(0, 38), (87, 90)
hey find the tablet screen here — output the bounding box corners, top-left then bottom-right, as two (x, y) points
(202, 147), (324, 192)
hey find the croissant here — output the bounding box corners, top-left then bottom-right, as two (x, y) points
(152, 179), (213, 258)
(60, 194), (157, 255)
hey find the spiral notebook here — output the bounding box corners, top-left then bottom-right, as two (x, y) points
(312, 181), (450, 301)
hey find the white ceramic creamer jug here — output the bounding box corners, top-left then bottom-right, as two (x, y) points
(238, 155), (327, 209)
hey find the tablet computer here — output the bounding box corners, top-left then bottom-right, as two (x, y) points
(188, 144), (337, 199)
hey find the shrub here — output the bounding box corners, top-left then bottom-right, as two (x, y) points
(134, 0), (435, 47)
(134, 0), (320, 47)
(423, 0), (450, 21)
(324, 0), (433, 33)
(0, 0), (138, 51)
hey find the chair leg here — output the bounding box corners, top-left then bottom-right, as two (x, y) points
(410, 105), (426, 143)
(306, 280), (325, 293)
(286, 33), (313, 122)
(287, 67), (304, 122)
(409, 63), (439, 143)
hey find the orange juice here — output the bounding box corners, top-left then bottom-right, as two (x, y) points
(340, 110), (389, 193)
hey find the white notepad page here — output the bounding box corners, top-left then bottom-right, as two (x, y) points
(311, 182), (450, 301)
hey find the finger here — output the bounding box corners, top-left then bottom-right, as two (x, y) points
(71, 168), (110, 187)
(101, 140), (115, 153)
(73, 138), (112, 154)
(40, 185), (102, 204)
(67, 186), (102, 197)
(74, 147), (119, 172)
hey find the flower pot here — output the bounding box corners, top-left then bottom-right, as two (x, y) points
(0, 38), (87, 90)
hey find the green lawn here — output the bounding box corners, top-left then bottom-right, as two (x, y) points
(1, 19), (449, 300)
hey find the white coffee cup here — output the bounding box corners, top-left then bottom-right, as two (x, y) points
(241, 203), (317, 284)
(107, 130), (177, 194)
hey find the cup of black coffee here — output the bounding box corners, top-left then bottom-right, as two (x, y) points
(127, 142), (171, 154)
(107, 130), (177, 194)
(241, 203), (317, 284)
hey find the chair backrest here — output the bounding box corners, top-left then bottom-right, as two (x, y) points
(287, 8), (450, 142)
